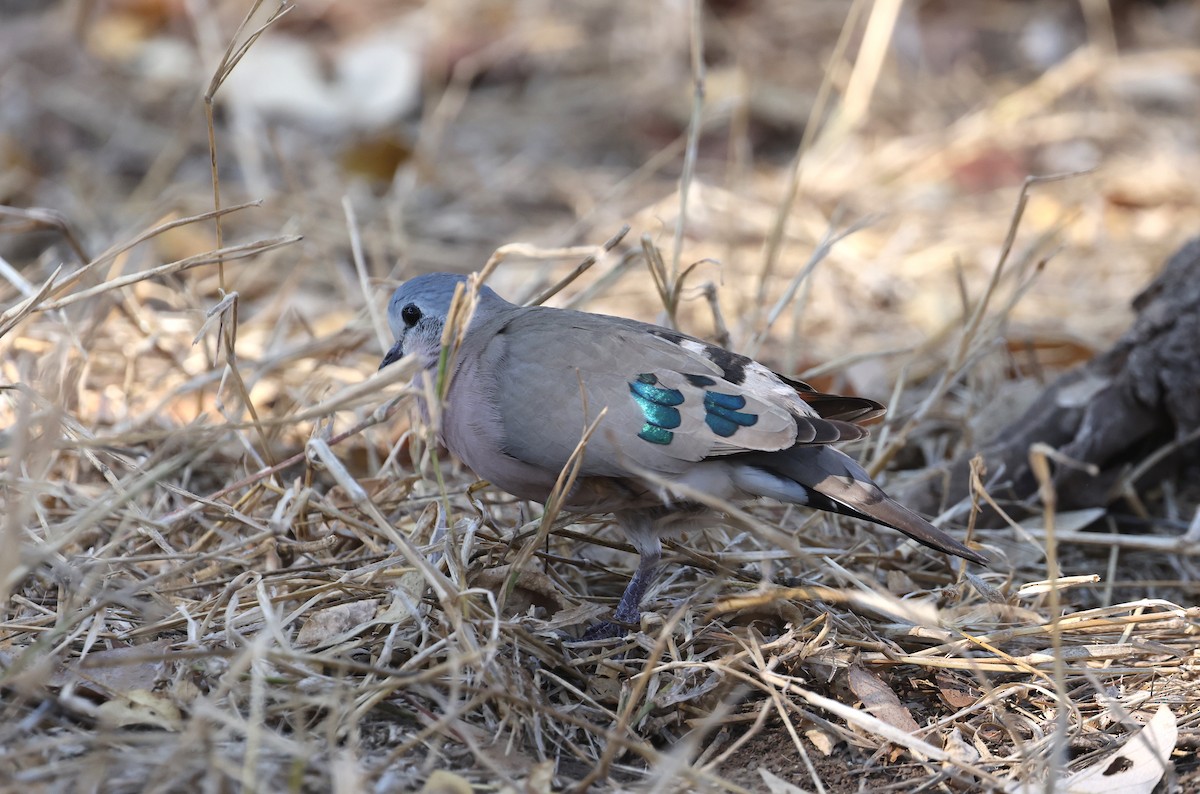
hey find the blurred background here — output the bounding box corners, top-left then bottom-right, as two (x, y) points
(3, 0), (1198, 359)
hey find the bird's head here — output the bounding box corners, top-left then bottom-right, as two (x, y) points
(380, 273), (504, 370)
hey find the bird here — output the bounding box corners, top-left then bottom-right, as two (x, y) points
(380, 272), (986, 635)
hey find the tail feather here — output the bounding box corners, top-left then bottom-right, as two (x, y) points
(735, 446), (987, 564)
(776, 375), (886, 424)
(793, 416), (868, 445)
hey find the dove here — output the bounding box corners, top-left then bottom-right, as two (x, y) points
(380, 272), (986, 634)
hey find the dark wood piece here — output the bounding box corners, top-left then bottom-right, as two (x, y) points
(908, 235), (1200, 519)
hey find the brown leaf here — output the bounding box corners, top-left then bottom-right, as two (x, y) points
(296, 599), (380, 648)
(935, 672), (980, 710)
(847, 666), (920, 734)
(55, 640), (173, 697)
(471, 564), (568, 617)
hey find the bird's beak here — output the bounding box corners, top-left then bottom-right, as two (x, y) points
(379, 339), (405, 370)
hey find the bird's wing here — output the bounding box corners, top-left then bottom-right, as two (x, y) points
(478, 307), (876, 479)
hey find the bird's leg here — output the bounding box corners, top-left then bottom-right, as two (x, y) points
(578, 511), (663, 640)
(579, 547), (660, 641)
(612, 544), (661, 625)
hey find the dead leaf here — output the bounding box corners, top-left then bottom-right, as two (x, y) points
(96, 689), (182, 731)
(804, 728), (834, 756)
(54, 640), (172, 696)
(1009, 706), (1178, 794)
(847, 666), (920, 735)
(1062, 705), (1177, 794)
(471, 564), (568, 617)
(295, 599), (380, 647)
(942, 726), (980, 764)
(588, 662), (624, 706)
(935, 672), (981, 710)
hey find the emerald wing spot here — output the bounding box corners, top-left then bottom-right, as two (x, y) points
(629, 374), (684, 445)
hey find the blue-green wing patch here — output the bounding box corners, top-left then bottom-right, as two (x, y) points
(703, 391), (758, 437)
(630, 374), (684, 445)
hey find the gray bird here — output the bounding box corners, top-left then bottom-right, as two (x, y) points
(381, 273), (986, 634)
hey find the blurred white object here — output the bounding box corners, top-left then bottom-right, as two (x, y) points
(222, 23), (423, 132)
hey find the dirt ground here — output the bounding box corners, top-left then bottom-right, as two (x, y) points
(2, 1), (1200, 791)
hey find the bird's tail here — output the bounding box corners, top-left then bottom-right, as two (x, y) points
(733, 446), (987, 564)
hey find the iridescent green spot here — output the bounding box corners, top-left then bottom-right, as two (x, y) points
(630, 374), (684, 445)
(704, 391), (757, 437)
(638, 425), (673, 445)
(630, 376), (684, 407)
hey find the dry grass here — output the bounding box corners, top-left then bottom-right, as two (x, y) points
(2, 1), (1199, 791)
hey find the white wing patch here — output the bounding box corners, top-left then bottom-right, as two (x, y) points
(741, 360), (820, 419)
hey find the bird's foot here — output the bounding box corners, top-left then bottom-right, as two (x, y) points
(567, 549), (658, 642)
(577, 619), (637, 642)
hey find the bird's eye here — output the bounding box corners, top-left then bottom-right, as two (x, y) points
(400, 304), (421, 327)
